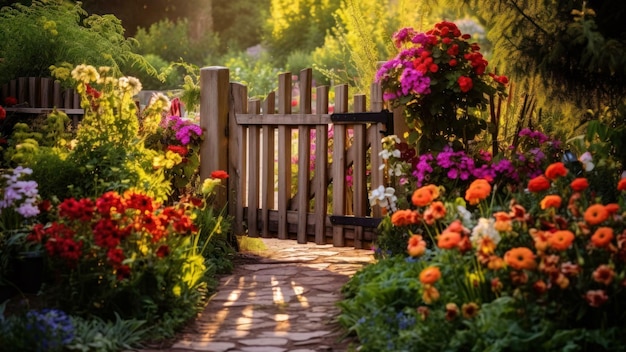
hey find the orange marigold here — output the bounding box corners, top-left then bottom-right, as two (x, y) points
(438, 230), (462, 249)
(540, 195), (562, 210)
(618, 178), (626, 191)
(545, 162), (568, 180)
(412, 185), (438, 207)
(493, 212), (512, 232)
(570, 178), (589, 192)
(391, 209), (420, 226)
(464, 179), (491, 205)
(590, 227), (614, 247)
(605, 203), (620, 215)
(407, 234), (427, 257)
(584, 204), (609, 225)
(548, 230), (575, 251)
(419, 266), (441, 284)
(504, 247), (536, 270)
(426, 201), (446, 220)
(527, 175), (551, 193)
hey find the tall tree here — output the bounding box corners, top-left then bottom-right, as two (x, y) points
(457, 0), (626, 111)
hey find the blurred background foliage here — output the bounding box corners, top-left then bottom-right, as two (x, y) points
(1, 0), (625, 160)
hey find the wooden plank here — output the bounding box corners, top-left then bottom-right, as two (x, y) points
(18, 77), (27, 106)
(296, 68), (312, 244)
(236, 113), (332, 125)
(40, 77), (51, 108)
(314, 85), (329, 244)
(277, 72), (292, 240)
(247, 99), (261, 237)
(230, 83), (248, 236)
(199, 66), (230, 209)
(332, 84), (348, 247)
(369, 82), (385, 218)
(353, 94), (367, 249)
(261, 91), (276, 238)
(53, 81), (62, 108)
(5, 108), (84, 115)
(28, 77), (38, 108)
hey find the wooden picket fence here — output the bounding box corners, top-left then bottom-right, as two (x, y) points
(1, 77), (83, 115)
(198, 66), (395, 248)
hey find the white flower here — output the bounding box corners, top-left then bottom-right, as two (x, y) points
(579, 152), (594, 171)
(369, 185), (398, 212)
(456, 205), (473, 228)
(470, 218), (500, 245)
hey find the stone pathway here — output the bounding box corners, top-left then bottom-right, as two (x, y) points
(146, 238), (374, 352)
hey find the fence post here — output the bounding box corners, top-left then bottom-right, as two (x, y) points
(199, 66), (230, 210)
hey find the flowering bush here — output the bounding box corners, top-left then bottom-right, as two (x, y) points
(376, 21), (508, 151)
(25, 189), (205, 322)
(341, 161), (626, 350)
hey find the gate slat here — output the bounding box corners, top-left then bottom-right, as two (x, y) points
(261, 92), (276, 237)
(230, 83), (248, 236)
(353, 94), (367, 249)
(314, 86), (329, 244)
(247, 99), (261, 237)
(277, 73), (292, 240)
(369, 82), (385, 218)
(296, 69), (312, 244)
(332, 84), (348, 247)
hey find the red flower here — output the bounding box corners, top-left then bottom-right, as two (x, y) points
(107, 248), (125, 266)
(4, 96), (17, 106)
(457, 76), (473, 93)
(116, 265), (131, 281)
(96, 191), (124, 216)
(156, 245), (170, 258)
(618, 178), (626, 191)
(211, 170), (229, 179)
(0, 106), (5, 120)
(585, 289), (608, 307)
(59, 197), (95, 221)
(124, 192), (155, 212)
(570, 178), (589, 192)
(85, 83), (101, 99)
(545, 162), (568, 180)
(167, 145), (188, 156)
(527, 175), (551, 192)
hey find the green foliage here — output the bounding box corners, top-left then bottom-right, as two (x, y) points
(223, 52), (281, 99)
(67, 314), (147, 352)
(213, 0), (270, 53)
(134, 18), (220, 66)
(128, 54), (182, 90)
(0, 0), (157, 84)
(264, 0), (341, 66)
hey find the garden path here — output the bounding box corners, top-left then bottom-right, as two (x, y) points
(141, 238), (374, 352)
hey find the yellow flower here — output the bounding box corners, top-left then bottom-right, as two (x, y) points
(202, 178), (221, 195)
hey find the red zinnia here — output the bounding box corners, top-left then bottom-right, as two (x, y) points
(545, 162), (568, 180)
(570, 178), (589, 192)
(4, 96), (17, 106)
(527, 175), (551, 193)
(211, 170), (229, 179)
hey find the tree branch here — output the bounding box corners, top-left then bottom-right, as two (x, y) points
(508, 0), (550, 36)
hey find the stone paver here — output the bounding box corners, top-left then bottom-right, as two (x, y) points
(140, 238), (373, 352)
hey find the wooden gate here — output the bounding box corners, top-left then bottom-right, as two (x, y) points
(198, 67), (393, 248)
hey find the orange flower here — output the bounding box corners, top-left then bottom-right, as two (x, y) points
(411, 185), (439, 207)
(590, 227), (614, 247)
(548, 230), (575, 251)
(493, 212), (512, 232)
(407, 234), (427, 257)
(438, 230), (462, 249)
(391, 210), (420, 226)
(618, 178), (626, 191)
(487, 256), (505, 270)
(446, 220), (465, 234)
(570, 178), (589, 192)
(422, 285), (440, 304)
(545, 162), (568, 180)
(464, 179), (491, 205)
(605, 203), (620, 215)
(427, 201), (446, 220)
(419, 266), (441, 284)
(504, 247), (536, 270)
(592, 264), (615, 285)
(533, 280), (548, 295)
(540, 195), (562, 210)
(527, 175), (551, 192)
(461, 302), (480, 319)
(584, 204), (609, 225)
